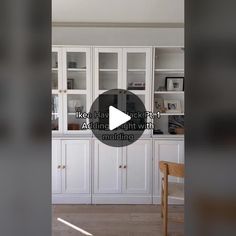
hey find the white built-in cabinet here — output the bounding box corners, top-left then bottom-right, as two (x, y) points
(52, 139), (91, 204)
(52, 45), (184, 204)
(93, 140), (152, 204)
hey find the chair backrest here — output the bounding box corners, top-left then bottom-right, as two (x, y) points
(159, 161), (184, 178)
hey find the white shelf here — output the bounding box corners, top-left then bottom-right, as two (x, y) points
(154, 91), (184, 94)
(152, 134), (184, 139)
(160, 113), (184, 116)
(52, 68), (58, 71)
(99, 69), (118, 72)
(68, 113), (76, 115)
(127, 69), (146, 72)
(67, 68), (86, 72)
(128, 90), (146, 95)
(155, 69), (184, 73)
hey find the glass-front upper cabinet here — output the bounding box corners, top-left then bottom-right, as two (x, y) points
(94, 48), (122, 96)
(52, 48), (63, 133)
(123, 48), (152, 111)
(63, 48), (91, 133)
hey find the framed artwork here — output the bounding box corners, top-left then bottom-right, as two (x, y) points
(164, 100), (181, 113)
(166, 77), (184, 91)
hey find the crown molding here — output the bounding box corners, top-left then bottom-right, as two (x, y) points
(52, 22), (184, 28)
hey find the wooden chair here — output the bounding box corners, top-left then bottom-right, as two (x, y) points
(159, 161), (184, 236)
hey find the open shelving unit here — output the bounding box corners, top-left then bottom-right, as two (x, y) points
(153, 46), (184, 137)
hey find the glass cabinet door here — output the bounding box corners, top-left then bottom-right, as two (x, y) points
(52, 48), (62, 133)
(64, 48), (91, 133)
(123, 48), (152, 111)
(94, 48), (122, 95)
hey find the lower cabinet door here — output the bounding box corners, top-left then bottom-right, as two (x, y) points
(154, 140), (184, 203)
(62, 140), (90, 194)
(123, 140), (152, 194)
(94, 141), (122, 193)
(52, 139), (62, 194)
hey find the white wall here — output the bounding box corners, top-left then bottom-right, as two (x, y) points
(52, 0), (184, 23)
(52, 27), (184, 46)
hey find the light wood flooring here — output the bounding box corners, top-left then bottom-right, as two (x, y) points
(52, 205), (184, 236)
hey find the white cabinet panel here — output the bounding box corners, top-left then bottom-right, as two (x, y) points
(62, 140), (90, 194)
(94, 141), (122, 193)
(153, 140), (184, 203)
(123, 140), (152, 194)
(52, 140), (62, 194)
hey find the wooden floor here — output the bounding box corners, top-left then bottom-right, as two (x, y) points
(52, 205), (184, 236)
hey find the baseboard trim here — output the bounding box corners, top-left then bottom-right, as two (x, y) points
(92, 195), (152, 204)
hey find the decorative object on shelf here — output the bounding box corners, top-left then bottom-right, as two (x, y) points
(168, 115), (184, 134)
(166, 77), (184, 91)
(153, 129), (164, 135)
(55, 62), (58, 68)
(68, 99), (83, 113)
(68, 61), (77, 68)
(128, 82), (145, 90)
(154, 97), (165, 112)
(156, 86), (166, 91)
(67, 78), (74, 89)
(52, 96), (58, 113)
(164, 100), (181, 113)
(68, 123), (80, 130)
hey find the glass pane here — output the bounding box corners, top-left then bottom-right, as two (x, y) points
(127, 53), (146, 70)
(52, 71), (58, 90)
(67, 52), (86, 69)
(67, 71), (86, 90)
(52, 52), (58, 68)
(99, 71), (118, 90)
(99, 53), (118, 69)
(52, 52), (58, 90)
(127, 71), (146, 90)
(52, 95), (59, 131)
(67, 95), (86, 131)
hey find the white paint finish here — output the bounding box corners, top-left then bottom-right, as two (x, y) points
(52, 0), (184, 23)
(94, 47), (123, 96)
(94, 141), (122, 193)
(62, 140), (90, 194)
(52, 140), (62, 194)
(123, 140), (152, 194)
(52, 27), (184, 46)
(153, 140), (184, 203)
(123, 47), (152, 112)
(62, 47), (92, 135)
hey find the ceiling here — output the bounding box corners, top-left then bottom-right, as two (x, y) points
(52, 0), (184, 25)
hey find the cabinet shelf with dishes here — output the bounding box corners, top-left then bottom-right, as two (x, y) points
(153, 46), (184, 137)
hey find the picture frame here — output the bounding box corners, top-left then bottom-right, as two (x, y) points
(166, 77), (184, 91)
(154, 97), (164, 112)
(164, 100), (181, 113)
(67, 78), (74, 89)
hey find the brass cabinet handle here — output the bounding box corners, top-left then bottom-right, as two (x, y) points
(62, 165), (66, 169)
(59, 90), (62, 93)
(123, 165), (127, 169)
(63, 90), (67, 93)
(57, 165), (61, 169)
(119, 165), (122, 168)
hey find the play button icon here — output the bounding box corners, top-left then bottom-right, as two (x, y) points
(109, 106), (131, 131)
(89, 89), (147, 147)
